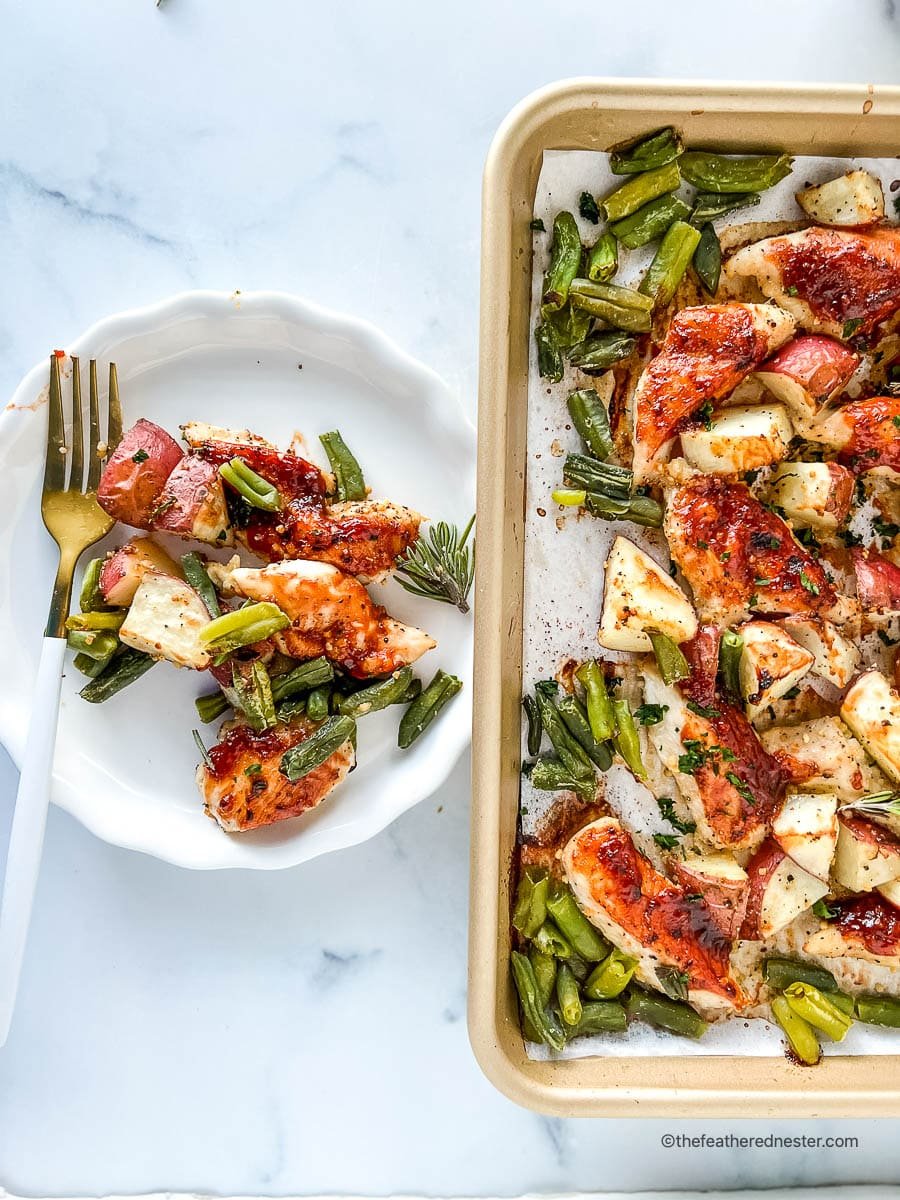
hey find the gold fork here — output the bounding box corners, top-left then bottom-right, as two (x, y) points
(0, 354), (121, 1045)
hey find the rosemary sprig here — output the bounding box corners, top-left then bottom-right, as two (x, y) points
(395, 516), (475, 614)
(844, 791), (900, 816)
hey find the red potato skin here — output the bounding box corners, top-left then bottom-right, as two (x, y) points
(96, 419), (183, 528)
(99, 537), (180, 606)
(739, 838), (787, 940)
(824, 463), (855, 526)
(756, 335), (858, 402)
(852, 548), (900, 611)
(151, 456), (223, 537)
(670, 859), (749, 942)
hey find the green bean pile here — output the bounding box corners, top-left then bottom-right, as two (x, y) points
(512, 869), (708, 1047)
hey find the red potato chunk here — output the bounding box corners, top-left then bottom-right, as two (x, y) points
(97, 419), (184, 528)
(754, 335), (858, 430)
(151, 456), (233, 546)
(99, 537), (181, 606)
(853, 548), (900, 615)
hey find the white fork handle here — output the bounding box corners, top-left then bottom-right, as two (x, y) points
(0, 635), (66, 1046)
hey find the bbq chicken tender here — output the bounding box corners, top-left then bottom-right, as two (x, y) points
(631, 302), (795, 481)
(193, 432), (423, 579)
(664, 476), (846, 626)
(563, 817), (744, 1013)
(725, 226), (900, 339)
(209, 558), (435, 678)
(198, 718), (355, 832)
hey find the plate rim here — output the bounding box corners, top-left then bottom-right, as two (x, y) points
(0, 288), (475, 870)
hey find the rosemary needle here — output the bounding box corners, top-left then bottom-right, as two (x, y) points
(395, 515), (475, 614)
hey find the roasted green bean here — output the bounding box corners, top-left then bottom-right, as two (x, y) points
(693, 222), (722, 295)
(771, 995), (820, 1065)
(271, 657), (334, 702)
(585, 948), (637, 999)
(513, 868), (549, 940)
(556, 694), (613, 771)
(855, 995), (900, 1027)
(181, 552), (221, 617)
(279, 715), (356, 781)
(783, 982), (852, 1042)
(533, 681), (595, 783)
(572, 1000), (628, 1036)
(79, 647), (156, 703)
(196, 690), (230, 724)
(541, 211), (582, 313)
(66, 611), (125, 632)
(610, 193), (693, 249)
(535, 322), (564, 383)
(719, 629), (744, 700)
(337, 667), (414, 718)
(319, 430), (367, 502)
(530, 947), (557, 1010)
(575, 660), (616, 743)
(609, 126), (683, 175)
(569, 278), (654, 333)
(612, 700), (647, 780)
(230, 660), (277, 732)
(567, 388), (614, 460)
(690, 191), (761, 224)
(563, 454), (633, 499)
(639, 220), (701, 307)
(397, 669), (462, 749)
(546, 885), (609, 962)
(679, 151), (793, 194)
(200, 602), (290, 654)
(528, 755), (594, 800)
(510, 951), (566, 1051)
(626, 988), (708, 1039)
(600, 161), (681, 222)
(647, 630), (690, 686)
(79, 557), (109, 613)
(762, 957), (840, 994)
(567, 331), (636, 373)
(219, 457), (282, 511)
(586, 231), (618, 282)
(556, 963), (583, 1027)
(546, 302), (592, 349)
(305, 685), (331, 723)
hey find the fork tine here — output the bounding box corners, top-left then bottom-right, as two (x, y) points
(67, 356), (84, 493)
(43, 355), (67, 493)
(86, 359), (103, 491)
(106, 362), (122, 457)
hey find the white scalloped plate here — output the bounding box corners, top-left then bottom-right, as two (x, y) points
(0, 291), (475, 869)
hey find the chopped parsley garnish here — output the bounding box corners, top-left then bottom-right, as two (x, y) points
(244, 763), (263, 776)
(799, 570), (820, 595)
(795, 526), (820, 551)
(657, 796), (697, 834)
(786, 285), (799, 297)
(657, 966), (691, 1001)
(750, 532), (782, 551)
(782, 686), (802, 700)
(754, 577), (773, 587)
(748, 592), (759, 608)
(697, 540), (709, 551)
(812, 898), (837, 920)
(634, 703), (668, 726)
(686, 699), (720, 719)
(726, 771), (756, 807)
(578, 191), (600, 224)
(529, 217), (546, 232)
(698, 400), (714, 431)
(842, 317), (864, 339)
(678, 740), (734, 775)
(838, 528), (864, 547)
(874, 518), (900, 544)
(653, 833), (681, 851)
(132, 448), (150, 464)
(720, 550), (731, 563)
(893, 414), (900, 428)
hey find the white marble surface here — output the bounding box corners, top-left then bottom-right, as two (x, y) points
(3, 0), (900, 1195)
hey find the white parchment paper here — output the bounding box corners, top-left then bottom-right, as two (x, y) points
(523, 151), (900, 1061)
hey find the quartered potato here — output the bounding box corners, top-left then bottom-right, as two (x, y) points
(680, 404), (793, 475)
(118, 571), (212, 670)
(737, 619), (814, 721)
(764, 462), (854, 532)
(796, 169), (885, 227)
(841, 670), (900, 785)
(597, 535), (697, 652)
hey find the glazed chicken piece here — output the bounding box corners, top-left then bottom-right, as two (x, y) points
(631, 302), (795, 481)
(725, 227), (900, 339)
(643, 658), (787, 852)
(664, 476), (842, 625)
(198, 717), (355, 832)
(209, 558), (435, 679)
(811, 394), (900, 475)
(804, 894), (900, 966)
(193, 432), (423, 579)
(563, 817), (744, 1013)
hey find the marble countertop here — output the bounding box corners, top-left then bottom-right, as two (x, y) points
(3, 0), (900, 1194)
